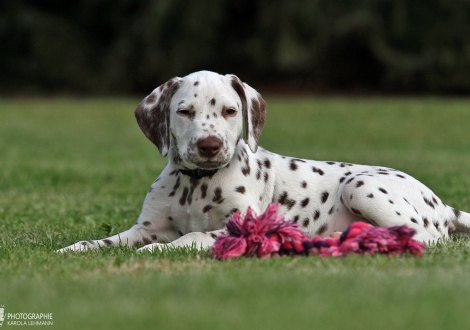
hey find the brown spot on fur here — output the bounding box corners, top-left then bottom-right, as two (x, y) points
(312, 167), (324, 175)
(290, 159), (298, 171)
(187, 178), (199, 205)
(264, 159), (271, 168)
(210, 98), (216, 106)
(200, 183), (208, 199)
(321, 191), (329, 204)
(301, 198), (310, 208)
(179, 187), (189, 206)
(355, 181), (364, 188)
(316, 224), (328, 236)
(169, 176), (181, 197)
(278, 191), (296, 210)
(313, 210), (321, 220)
(212, 187), (224, 203)
(241, 165), (251, 176)
(423, 197), (435, 209)
(236, 186), (246, 194)
(203, 205), (213, 213)
(423, 217), (429, 227)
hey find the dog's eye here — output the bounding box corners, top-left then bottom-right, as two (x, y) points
(223, 108), (237, 117)
(177, 109), (191, 117)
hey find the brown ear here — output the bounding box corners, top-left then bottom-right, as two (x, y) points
(229, 75), (266, 153)
(134, 77), (181, 156)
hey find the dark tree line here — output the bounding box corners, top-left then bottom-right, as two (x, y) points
(2, 0), (470, 95)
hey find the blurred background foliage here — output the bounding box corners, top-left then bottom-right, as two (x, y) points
(2, 0), (470, 95)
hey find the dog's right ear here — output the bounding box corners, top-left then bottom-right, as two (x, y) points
(134, 77), (181, 157)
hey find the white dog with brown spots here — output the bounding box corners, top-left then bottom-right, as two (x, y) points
(58, 70), (470, 253)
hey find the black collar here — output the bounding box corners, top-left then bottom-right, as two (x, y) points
(179, 168), (218, 179)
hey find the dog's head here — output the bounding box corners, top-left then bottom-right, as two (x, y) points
(135, 71), (266, 170)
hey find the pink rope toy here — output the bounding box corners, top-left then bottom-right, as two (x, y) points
(212, 203), (426, 259)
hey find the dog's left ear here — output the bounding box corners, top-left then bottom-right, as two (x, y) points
(134, 77), (181, 157)
(228, 75), (267, 153)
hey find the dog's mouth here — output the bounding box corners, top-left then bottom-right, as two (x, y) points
(186, 150), (231, 170)
(171, 151), (229, 171)
(192, 160), (226, 170)
(170, 142), (232, 171)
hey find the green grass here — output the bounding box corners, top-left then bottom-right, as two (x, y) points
(2, 97), (470, 329)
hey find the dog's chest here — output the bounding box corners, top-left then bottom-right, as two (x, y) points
(160, 171), (258, 234)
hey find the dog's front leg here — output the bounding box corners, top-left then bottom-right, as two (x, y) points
(57, 184), (178, 252)
(56, 226), (155, 252)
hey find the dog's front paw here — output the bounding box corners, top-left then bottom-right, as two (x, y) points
(137, 242), (168, 253)
(56, 241), (94, 253)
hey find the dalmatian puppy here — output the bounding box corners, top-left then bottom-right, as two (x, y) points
(58, 70), (470, 253)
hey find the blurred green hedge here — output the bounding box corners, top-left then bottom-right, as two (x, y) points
(2, 0), (470, 94)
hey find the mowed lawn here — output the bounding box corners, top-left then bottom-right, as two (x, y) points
(1, 97), (470, 329)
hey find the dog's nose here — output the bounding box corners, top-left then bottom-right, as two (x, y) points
(197, 136), (222, 158)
